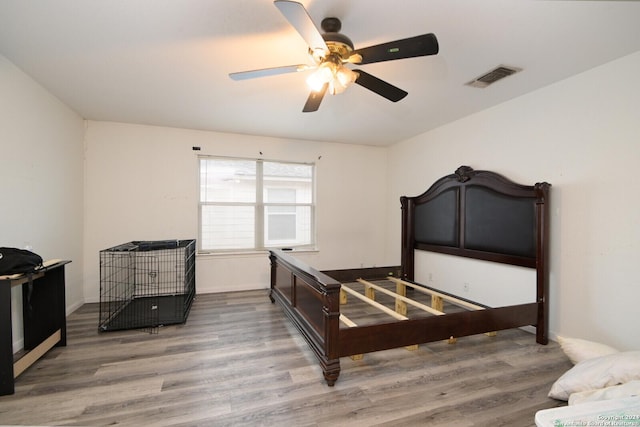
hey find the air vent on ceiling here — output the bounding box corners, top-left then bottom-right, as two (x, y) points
(466, 65), (522, 88)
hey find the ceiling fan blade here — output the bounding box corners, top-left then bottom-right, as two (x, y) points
(229, 64), (313, 81)
(274, 0), (329, 56)
(351, 33), (439, 65)
(302, 83), (328, 112)
(354, 70), (408, 102)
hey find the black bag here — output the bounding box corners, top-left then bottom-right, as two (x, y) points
(0, 247), (44, 276)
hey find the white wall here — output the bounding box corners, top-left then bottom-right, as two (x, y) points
(83, 121), (389, 300)
(0, 54), (85, 350)
(387, 51), (640, 351)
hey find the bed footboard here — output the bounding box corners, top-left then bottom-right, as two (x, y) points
(269, 250), (342, 386)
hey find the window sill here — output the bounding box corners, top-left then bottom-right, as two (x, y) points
(196, 248), (319, 258)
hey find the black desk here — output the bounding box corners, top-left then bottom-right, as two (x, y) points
(0, 260), (70, 395)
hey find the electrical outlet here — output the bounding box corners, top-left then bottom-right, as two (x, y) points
(428, 273), (433, 282)
(463, 282), (470, 292)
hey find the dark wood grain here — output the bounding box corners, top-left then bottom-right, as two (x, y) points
(0, 290), (570, 426)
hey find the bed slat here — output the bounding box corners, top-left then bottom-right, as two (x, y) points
(388, 277), (486, 311)
(341, 285), (408, 321)
(356, 279), (444, 316)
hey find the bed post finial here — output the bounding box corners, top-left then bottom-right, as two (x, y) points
(535, 182), (551, 202)
(454, 165), (474, 182)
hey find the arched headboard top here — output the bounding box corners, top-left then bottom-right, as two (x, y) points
(406, 165), (550, 205)
(401, 166), (551, 276)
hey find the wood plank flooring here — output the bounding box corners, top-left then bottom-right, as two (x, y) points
(0, 290), (571, 426)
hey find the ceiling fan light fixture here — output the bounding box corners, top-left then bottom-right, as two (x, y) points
(329, 80), (346, 94)
(306, 62), (334, 92)
(336, 67), (357, 87)
(307, 60), (357, 94)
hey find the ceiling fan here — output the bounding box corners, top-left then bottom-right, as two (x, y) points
(229, 0), (439, 112)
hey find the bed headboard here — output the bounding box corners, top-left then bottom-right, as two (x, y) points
(400, 166), (551, 343)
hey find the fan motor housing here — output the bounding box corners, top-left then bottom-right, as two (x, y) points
(321, 17), (354, 59)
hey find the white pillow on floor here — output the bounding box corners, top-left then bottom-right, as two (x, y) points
(557, 336), (618, 364)
(549, 351), (640, 401)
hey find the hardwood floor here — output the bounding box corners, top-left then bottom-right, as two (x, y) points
(0, 290), (571, 426)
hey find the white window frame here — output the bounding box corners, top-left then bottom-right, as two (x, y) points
(198, 156), (316, 253)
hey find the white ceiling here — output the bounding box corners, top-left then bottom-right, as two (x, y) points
(1, 0), (640, 146)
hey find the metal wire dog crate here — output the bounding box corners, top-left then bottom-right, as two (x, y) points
(99, 239), (196, 332)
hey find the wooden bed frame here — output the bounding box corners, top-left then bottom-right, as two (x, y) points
(269, 166), (551, 386)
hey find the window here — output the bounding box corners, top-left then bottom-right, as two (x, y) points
(199, 157), (315, 252)
(266, 188), (297, 242)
